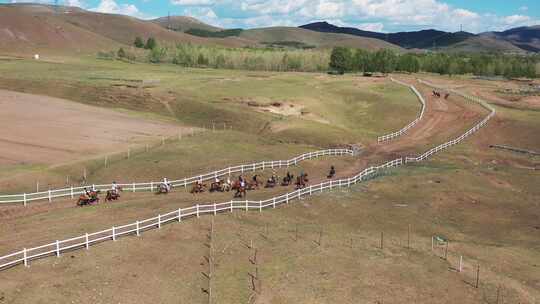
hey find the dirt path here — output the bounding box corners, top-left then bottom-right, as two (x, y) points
(0, 89), (185, 166)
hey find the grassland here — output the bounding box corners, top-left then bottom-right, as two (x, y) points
(0, 58), (539, 304)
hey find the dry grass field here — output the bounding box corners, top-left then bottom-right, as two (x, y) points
(0, 58), (538, 304)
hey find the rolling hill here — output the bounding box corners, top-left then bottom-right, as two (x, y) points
(151, 16), (222, 33)
(0, 4), (250, 55)
(482, 26), (540, 52)
(301, 21), (538, 53)
(239, 27), (403, 51)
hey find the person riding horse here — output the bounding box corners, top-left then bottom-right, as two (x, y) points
(327, 166), (336, 178)
(265, 172), (278, 188)
(157, 177), (172, 194)
(282, 171), (294, 186)
(210, 177), (223, 192)
(106, 181), (121, 201)
(77, 187), (100, 206)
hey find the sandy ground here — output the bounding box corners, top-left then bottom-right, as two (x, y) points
(0, 89), (184, 166)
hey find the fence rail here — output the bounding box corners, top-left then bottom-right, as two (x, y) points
(377, 78), (427, 143)
(0, 79), (497, 272)
(0, 149), (355, 206)
(405, 80), (496, 163)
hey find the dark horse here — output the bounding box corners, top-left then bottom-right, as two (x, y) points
(295, 173), (309, 189)
(106, 187), (123, 202)
(232, 181), (247, 198)
(281, 172), (294, 186)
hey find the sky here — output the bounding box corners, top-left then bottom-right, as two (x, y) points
(5, 0), (540, 33)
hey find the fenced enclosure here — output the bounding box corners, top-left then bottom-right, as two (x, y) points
(0, 79), (497, 272)
(377, 78), (426, 143)
(0, 149), (355, 206)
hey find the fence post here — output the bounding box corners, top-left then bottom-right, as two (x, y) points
(23, 193), (27, 206)
(230, 201), (233, 213)
(23, 248), (28, 267)
(273, 198), (276, 208)
(259, 201), (262, 213)
(48, 190), (52, 202)
(132, 182), (136, 193)
(151, 182), (154, 192)
(112, 227), (116, 241)
(196, 204), (200, 218)
(178, 208), (182, 222)
(286, 193), (289, 204)
(136, 221), (140, 236)
(158, 214), (161, 229)
(85, 233), (89, 250)
(214, 204), (217, 216)
(70, 186), (74, 199)
(459, 255), (463, 272)
(56, 240), (60, 257)
(245, 200), (248, 211)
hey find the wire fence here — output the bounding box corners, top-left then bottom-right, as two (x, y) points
(0, 149), (355, 206)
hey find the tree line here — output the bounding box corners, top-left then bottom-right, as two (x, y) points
(107, 37), (539, 78)
(330, 47), (539, 78)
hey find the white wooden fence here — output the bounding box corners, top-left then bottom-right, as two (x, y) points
(0, 79), (497, 272)
(0, 149), (355, 206)
(377, 78), (426, 143)
(0, 157), (402, 271)
(405, 80), (496, 163)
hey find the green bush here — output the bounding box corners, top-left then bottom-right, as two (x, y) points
(134, 37), (144, 48)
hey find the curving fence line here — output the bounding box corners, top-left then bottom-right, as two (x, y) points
(405, 80), (496, 163)
(0, 149), (356, 206)
(0, 157), (402, 271)
(0, 80), (496, 272)
(377, 78), (426, 143)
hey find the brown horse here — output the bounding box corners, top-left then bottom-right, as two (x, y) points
(191, 182), (207, 194)
(232, 181), (247, 198)
(106, 187), (123, 202)
(77, 190), (100, 206)
(295, 174), (309, 189)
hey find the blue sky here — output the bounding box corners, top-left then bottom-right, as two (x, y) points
(6, 0), (540, 33)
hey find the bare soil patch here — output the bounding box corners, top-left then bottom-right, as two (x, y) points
(0, 89), (183, 166)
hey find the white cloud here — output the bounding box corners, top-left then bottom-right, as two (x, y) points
(519, 6), (528, 12)
(357, 22), (384, 32)
(168, 0), (539, 33)
(91, 0), (148, 18)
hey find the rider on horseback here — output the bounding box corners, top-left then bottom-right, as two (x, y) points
(162, 178), (171, 192)
(328, 166), (336, 178)
(111, 181), (119, 195)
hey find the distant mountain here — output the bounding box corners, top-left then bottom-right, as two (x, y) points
(482, 26), (540, 52)
(151, 16), (221, 33)
(300, 21), (538, 53)
(300, 22), (474, 49)
(239, 27), (403, 51)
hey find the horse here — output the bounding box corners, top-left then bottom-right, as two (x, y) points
(191, 182), (207, 194)
(281, 173), (294, 186)
(327, 166), (336, 179)
(106, 186), (123, 202)
(77, 190), (100, 206)
(295, 174), (309, 189)
(210, 180), (225, 192)
(265, 176), (278, 188)
(232, 180), (247, 198)
(156, 183), (171, 194)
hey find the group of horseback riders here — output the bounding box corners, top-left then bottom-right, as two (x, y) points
(432, 90), (450, 99)
(77, 178), (171, 207)
(77, 166), (337, 205)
